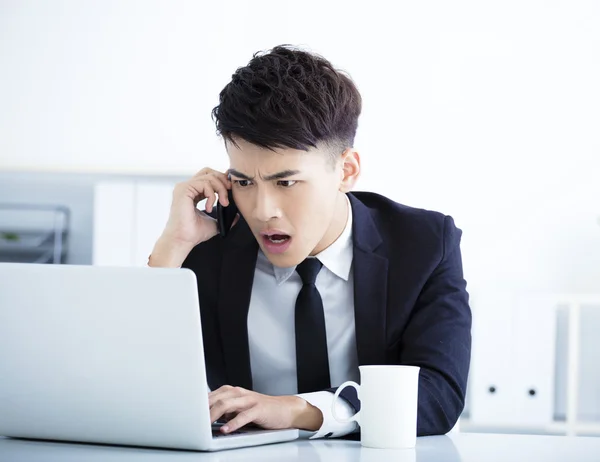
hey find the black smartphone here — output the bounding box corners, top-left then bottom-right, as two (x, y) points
(216, 189), (238, 238)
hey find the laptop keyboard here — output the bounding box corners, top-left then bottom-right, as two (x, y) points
(211, 423), (264, 438)
(212, 429), (243, 437)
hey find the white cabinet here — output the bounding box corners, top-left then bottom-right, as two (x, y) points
(470, 293), (557, 427)
(469, 291), (519, 426)
(93, 181), (175, 267)
(510, 295), (557, 426)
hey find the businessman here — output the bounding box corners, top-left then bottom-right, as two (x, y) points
(149, 45), (471, 439)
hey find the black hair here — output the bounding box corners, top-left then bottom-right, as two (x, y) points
(212, 45), (362, 157)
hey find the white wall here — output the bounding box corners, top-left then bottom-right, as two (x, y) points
(2, 1), (599, 273)
(2, 0), (599, 275)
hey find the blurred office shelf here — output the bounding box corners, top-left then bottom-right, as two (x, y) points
(468, 294), (600, 437)
(0, 204), (70, 264)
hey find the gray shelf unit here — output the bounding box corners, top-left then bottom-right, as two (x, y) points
(0, 204), (70, 264)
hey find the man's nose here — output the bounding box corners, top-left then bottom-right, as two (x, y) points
(252, 188), (282, 222)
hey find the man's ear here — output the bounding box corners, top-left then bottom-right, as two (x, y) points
(339, 149), (361, 193)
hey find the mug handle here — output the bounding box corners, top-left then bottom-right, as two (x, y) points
(332, 381), (361, 425)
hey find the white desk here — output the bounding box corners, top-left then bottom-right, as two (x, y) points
(1, 433), (599, 462)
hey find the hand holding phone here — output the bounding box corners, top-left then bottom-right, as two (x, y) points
(150, 168), (232, 267)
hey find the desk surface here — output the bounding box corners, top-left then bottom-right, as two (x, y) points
(1, 432), (599, 462)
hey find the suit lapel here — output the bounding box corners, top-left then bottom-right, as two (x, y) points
(217, 217), (258, 390)
(349, 194), (389, 366)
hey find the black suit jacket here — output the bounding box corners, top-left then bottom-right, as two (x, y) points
(182, 191), (472, 436)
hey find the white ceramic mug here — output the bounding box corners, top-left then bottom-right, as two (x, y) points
(332, 365), (420, 449)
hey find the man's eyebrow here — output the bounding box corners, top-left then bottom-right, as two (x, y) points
(227, 169), (253, 180)
(228, 169), (301, 181)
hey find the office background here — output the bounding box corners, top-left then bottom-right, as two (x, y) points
(1, 0), (599, 435)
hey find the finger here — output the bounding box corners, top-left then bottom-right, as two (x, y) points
(176, 178), (208, 207)
(209, 386), (245, 407)
(193, 177), (228, 210)
(217, 190), (230, 208)
(203, 182), (217, 213)
(208, 385), (233, 406)
(214, 412), (236, 423)
(209, 396), (254, 424)
(193, 168), (226, 182)
(208, 385), (227, 399)
(209, 170), (232, 188)
(210, 396), (253, 424)
(195, 169), (232, 193)
(208, 384), (234, 400)
(189, 169), (230, 201)
(193, 167), (212, 177)
(222, 408), (258, 434)
(205, 175), (230, 207)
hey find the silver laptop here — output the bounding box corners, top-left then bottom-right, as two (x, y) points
(0, 263), (299, 451)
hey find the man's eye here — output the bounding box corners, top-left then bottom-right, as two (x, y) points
(234, 180), (252, 187)
(278, 180), (297, 188)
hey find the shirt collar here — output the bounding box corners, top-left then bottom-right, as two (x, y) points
(269, 194), (353, 285)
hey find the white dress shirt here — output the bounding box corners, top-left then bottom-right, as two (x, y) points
(247, 196), (359, 438)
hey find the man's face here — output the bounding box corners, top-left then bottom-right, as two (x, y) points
(226, 138), (348, 268)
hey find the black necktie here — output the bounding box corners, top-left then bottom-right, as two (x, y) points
(295, 258), (331, 393)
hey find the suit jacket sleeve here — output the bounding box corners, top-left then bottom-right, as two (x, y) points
(332, 214), (472, 436)
(402, 215), (472, 434)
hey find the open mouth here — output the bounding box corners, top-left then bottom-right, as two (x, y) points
(265, 234), (290, 244)
(260, 231), (293, 254)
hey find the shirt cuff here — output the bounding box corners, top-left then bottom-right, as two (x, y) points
(296, 391), (359, 439)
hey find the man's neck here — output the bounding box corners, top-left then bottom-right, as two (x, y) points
(310, 193), (350, 256)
